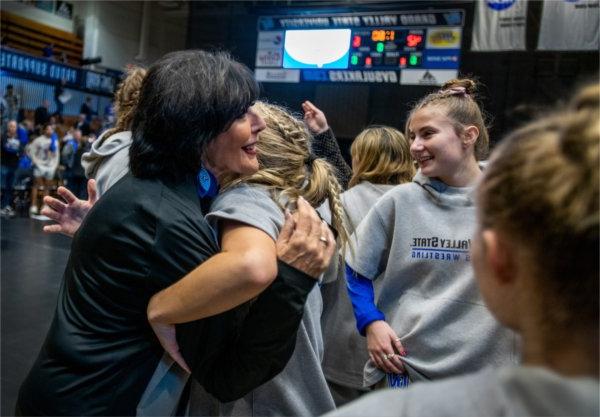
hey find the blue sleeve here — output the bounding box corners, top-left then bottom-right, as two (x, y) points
(345, 264), (385, 336)
(17, 127), (28, 145)
(50, 132), (58, 152)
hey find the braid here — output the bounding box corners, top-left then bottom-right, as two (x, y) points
(301, 159), (350, 249)
(222, 101), (350, 249)
(323, 162), (351, 252)
(102, 66), (146, 139)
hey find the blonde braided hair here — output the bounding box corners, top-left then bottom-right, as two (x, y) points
(223, 101), (351, 250)
(102, 66), (147, 139)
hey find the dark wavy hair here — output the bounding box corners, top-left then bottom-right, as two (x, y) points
(129, 50), (259, 181)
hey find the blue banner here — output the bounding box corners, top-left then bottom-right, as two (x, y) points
(422, 49), (461, 69)
(0, 47), (121, 95)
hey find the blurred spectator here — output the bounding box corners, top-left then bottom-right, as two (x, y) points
(17, 108), (26, 124)
(74, 113), (91, 136)
(53, 79), (67, 118)
(4, 84), (19, 122)
(0, 97), (6, 128)
(103, 101), (115, 130)
(80, 96), (94, 122)
(13, 121), (35, 193)
(42, 43), (54, 59)
(61, 129), (89, 199)
(27, 124), (59, 215)
(34, 100), (50, 129)
(1, 120), (25, 217)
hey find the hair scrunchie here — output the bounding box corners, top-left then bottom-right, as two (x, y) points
(441, 86), (469, 98)
(305, 153), (318, 165)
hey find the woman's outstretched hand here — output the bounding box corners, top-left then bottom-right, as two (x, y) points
(302, 100), (329, 135)
(41, 179), (98, 237)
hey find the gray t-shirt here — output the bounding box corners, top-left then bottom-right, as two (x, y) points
(323, 366), (600, 417)
(188, 183), (335, 416)
(346, 171), (518, 386)
(320, 182), (396, 389)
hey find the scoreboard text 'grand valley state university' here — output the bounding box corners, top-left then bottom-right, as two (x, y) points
(254, 9), (464, 86)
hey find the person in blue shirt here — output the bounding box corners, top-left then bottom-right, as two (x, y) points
(1, 120), (24, 216)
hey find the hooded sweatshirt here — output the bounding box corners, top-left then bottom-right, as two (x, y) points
(320, 181), (396, 389)
(81, 130), (132, 197)
(323, 366), (599, 417)
(346, 170), (518, 386)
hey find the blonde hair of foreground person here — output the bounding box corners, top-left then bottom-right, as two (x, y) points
(476, 84), (599, 364)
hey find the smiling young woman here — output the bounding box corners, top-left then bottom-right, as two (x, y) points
(343, 78), (517, 391)
(326, 83), (599, 417)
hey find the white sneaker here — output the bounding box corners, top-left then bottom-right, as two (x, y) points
(29, 206), (38, 215)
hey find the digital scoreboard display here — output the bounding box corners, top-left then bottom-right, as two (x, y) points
(255, 10), (464, 85)
(283, 29), (352, 69)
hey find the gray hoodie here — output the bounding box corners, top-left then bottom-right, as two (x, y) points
(346, 170), (518, 386)
(320, 182), (396, 389)
(323, 366), (599, 417)
(81, 130), (132, 197)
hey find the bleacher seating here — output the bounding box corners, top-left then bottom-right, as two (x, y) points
(0, 10), (82, 66)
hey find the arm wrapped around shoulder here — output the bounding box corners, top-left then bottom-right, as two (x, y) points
(189, 260), (316, 402)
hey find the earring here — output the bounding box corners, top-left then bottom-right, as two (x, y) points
(197, 165), (219, 198)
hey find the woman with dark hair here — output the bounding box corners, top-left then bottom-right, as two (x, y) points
(16, 50), (334, 416)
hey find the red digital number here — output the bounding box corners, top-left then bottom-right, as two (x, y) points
(406, 34), (423, 47)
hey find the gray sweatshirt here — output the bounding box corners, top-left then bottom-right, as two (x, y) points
(346, 170), (518, 386)
(322, 366), (599, 417)
(320, 182), (396, 389)
(189, 183), (336, 416)
(81, 130), (132, 197)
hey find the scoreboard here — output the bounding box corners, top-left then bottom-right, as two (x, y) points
(255, 10), (464, 85)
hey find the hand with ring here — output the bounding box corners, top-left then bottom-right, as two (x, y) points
(276, 197), (335, 278)
(366, 320), (407, 374)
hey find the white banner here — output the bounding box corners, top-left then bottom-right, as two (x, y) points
(471, 0), (527, 51)
(255, 69), (300, 83)
(400, 69), (458, 86)
(255, 48), (283, 68)
(538, 0), (600, 50)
